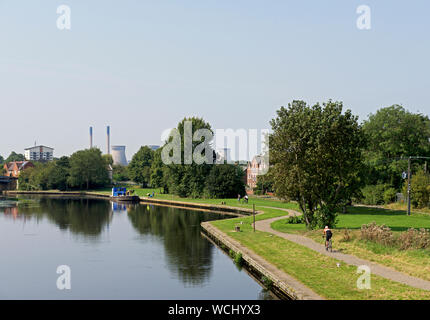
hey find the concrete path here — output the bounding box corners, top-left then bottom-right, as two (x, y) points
(254, 209), (430, 291)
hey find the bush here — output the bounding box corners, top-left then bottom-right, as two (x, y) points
(234, 252), (243, 266)
(405, 170), (430, 209)
(383, 188), (397, 204)
(361, 222), (430, 250)
(287, 215), (303, 224)
(261, 276), (273, 289)
(361, 185), (386, 205)
(398, 228), (430, 250)
(341, 229), (352, 242)
(360, 222), (395, 247)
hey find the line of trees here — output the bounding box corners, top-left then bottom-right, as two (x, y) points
(18, 149), (110, 191)
(0, 151), (26, 165)
(126, 117), (246, 199)
(269, 101), (430, 229)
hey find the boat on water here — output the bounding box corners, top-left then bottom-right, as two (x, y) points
(110, 187), (140, 202)
(110, 195), (140, 202)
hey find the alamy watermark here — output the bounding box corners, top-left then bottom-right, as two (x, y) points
(356, 265), (371, 289)
(57, 5), (71, 30)
(356, 5), (371, 30)
(56, 265), (71, 290)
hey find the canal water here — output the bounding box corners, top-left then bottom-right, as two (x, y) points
(0, 196), (276, 300)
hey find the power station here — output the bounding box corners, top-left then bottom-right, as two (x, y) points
(88, 125), (127, 165)
(111, 145), (128, 166)
(90, 126), (93, 149)
(107, 125), (110, 155)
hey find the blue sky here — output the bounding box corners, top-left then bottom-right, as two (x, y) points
(0, 0), (429, 159)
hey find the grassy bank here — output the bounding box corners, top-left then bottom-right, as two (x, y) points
(87, 186), (300, 212)
(211, 214), (430, 300)
(271, 206), (430, 282)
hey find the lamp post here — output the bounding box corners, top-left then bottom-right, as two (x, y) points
(407, 157), (411, 216)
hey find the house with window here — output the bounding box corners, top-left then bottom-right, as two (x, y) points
(245, 155), (268, 190)
(3, 161), (35, 178)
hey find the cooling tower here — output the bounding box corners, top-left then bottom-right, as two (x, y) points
(111, 145), (127, 166)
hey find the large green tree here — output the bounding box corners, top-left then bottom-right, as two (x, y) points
(163, 117), (215, 198)
(67, 148), (109, 190)
(270, 100), (366, 228)
(128, 146), (154, 187)
(204, 164), (246, 198)
(149, 148), (167, 191)
(362, 105), (430, 189)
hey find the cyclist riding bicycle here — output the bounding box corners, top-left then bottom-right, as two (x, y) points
(323, 226), (333, 251)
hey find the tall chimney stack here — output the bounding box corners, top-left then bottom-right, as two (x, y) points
(107, 125), (110, 155)
(89, 126), (93, 149)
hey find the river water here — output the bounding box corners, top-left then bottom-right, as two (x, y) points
(0, 196), (276, 300)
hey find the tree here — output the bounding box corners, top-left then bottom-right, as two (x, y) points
(18, 167), (37, 190)
(0, 155), (4, 165)
(150, 148), (166, 190)
(163, 117), (215, 198)
(253, 167), (274, 195)
(102, 154), (113, 166)
(269, 100), (366, 229)
(204, 164), (246, 198)
(5, 151), (25, 163)
(47, 157), (70, 191)
(403, 169), (430, 209)
(363, 105), (430, 189)
(68, 148), (109, 190)
(128, 146), (154, 187)
(112, 165), (129, 182)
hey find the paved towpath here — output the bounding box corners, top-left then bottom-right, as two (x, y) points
(254, 208), (430, 291)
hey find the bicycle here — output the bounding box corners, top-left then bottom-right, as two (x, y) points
(323, 235), (333, 252)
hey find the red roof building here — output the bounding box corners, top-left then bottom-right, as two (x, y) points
(3, 161), (34, 178)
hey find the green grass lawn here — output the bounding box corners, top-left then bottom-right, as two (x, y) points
(271, 206), (430, 282)
(87, 186), (300, 212)
(211, 214), (430, 300)
(272, 206), (430, 233)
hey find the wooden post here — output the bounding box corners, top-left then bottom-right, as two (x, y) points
(253, 204), (256, 232)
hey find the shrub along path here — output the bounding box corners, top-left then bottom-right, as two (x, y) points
(254, 209), (430, 291)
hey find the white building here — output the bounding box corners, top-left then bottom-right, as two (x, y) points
(24, 145), (54, 161)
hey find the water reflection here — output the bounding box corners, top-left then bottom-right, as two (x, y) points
(0, 197), (226, 287)
(0, 196), (276, 299)
(127, 205), (228, 286)
(9, 197), (113, 237)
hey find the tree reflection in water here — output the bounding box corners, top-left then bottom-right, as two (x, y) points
(2, 196), (231, 287)
(10, 197), (112, 238)
(127, 204), (229, 286)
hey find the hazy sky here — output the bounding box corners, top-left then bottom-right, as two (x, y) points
(0, 0), (429, 160)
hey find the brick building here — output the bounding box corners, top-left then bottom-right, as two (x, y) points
(3, 161), (35, 178)
(245, 155), (268, 190)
